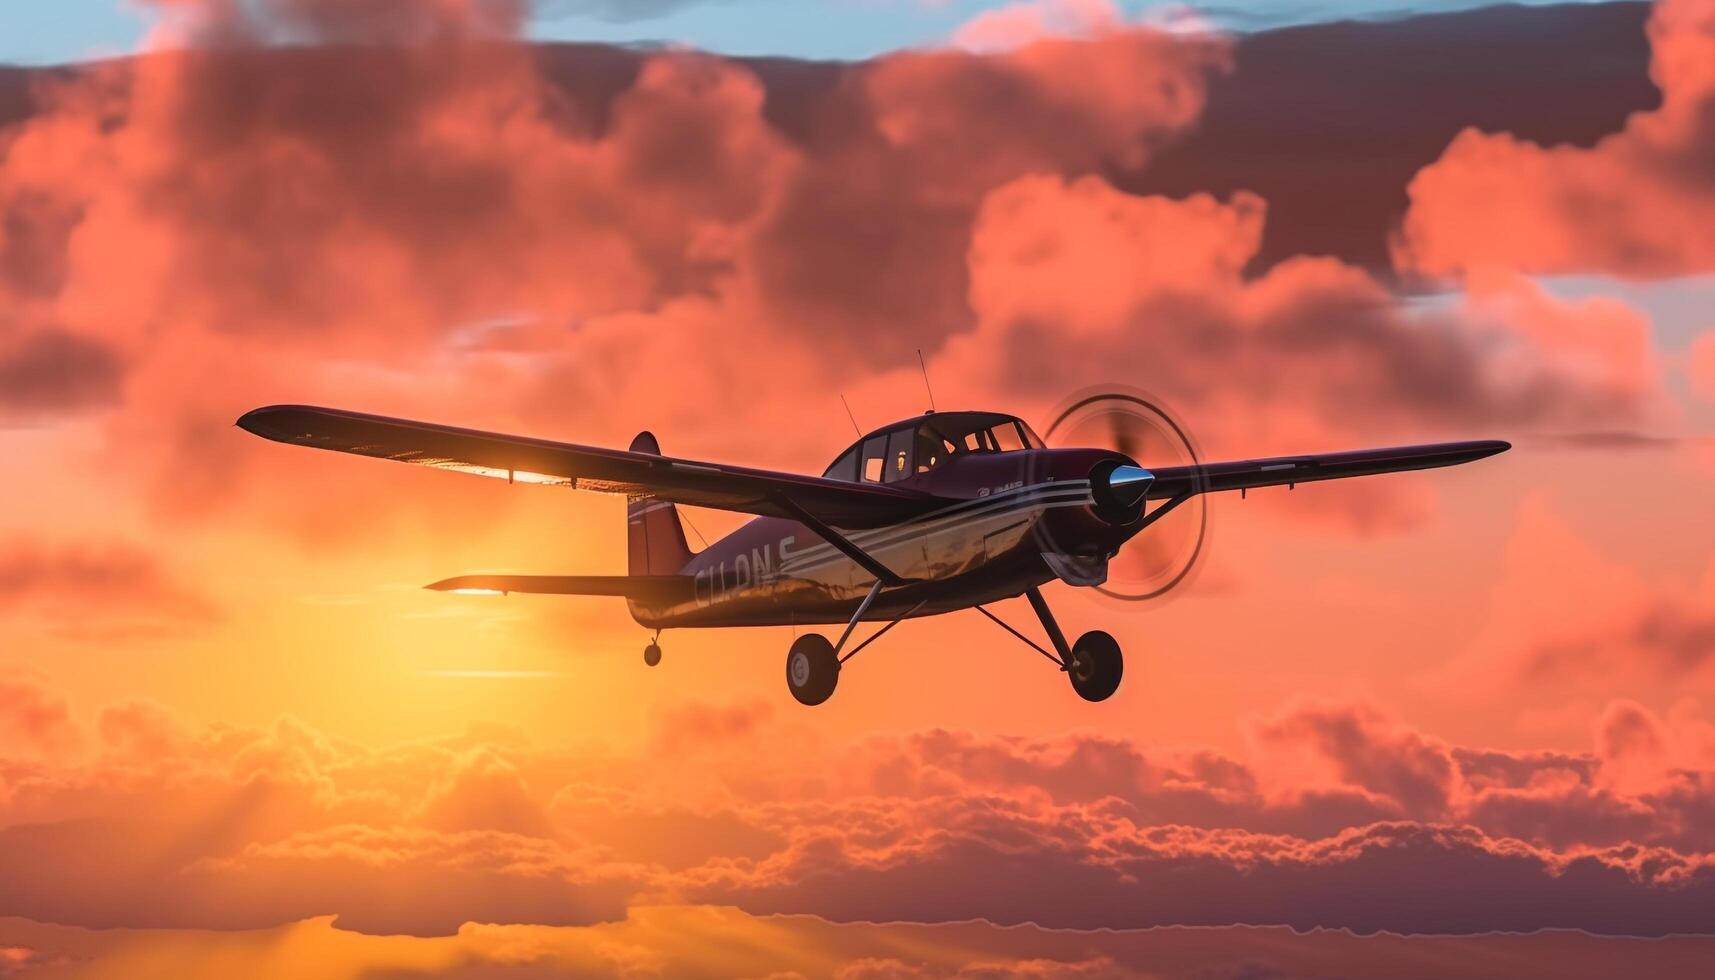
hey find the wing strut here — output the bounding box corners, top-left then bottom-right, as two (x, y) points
(769, 493), (910, 586)
(1135, 491), (1194, 533)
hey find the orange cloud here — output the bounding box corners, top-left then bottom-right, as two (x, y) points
(946, 174), (1667, 476)
(1691, 331), (1715, 401)
(1395, 0), (1715, 279)
(951, 0), (1131, 52)
(1424, 495), (1715, 718)
(0, 2), (1710, 962)
(0, 672), (79, 758)
(5, 905), (1715, 980)
(4, 677), (1715, 937)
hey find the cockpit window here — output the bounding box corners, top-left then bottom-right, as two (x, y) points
(991, 423), (1025, 453)
(1018, 420), (1046, 449)
(823, 412), (1042, 483)
(823, 446), (859, 482)
(914, 427), (953, 473)
(860, 434), (888, 483)
(884, 428), (914, 483)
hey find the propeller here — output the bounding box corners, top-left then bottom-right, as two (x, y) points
(1041, 389), (1209, 604)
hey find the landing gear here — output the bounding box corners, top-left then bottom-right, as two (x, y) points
(784, 580), (925, 706)
(975, 586), (1126, 702)
(1067, 630), (1123, 702)
(643, 631), (662, 667)
(786, 634), (839, 705)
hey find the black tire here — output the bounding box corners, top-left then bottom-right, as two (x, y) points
(1068, 630), (1123, 702)
(643, 643), (662, 667)
(786, 634), (839, 706)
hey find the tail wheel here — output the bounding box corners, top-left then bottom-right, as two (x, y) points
(1068, 630), (1123, 702)
(643, 642), (662, 668)
(786, 634), (840, 706)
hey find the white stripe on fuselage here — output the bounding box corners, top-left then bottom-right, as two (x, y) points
(775, 480), (1092, 577)
(685, 481), (1096, 608)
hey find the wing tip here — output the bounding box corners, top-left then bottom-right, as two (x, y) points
(426, 577), (507, 596)
(236, 404), (315, 440)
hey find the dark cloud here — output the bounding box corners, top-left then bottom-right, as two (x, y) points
(0, 539), (214, 625)
(7, 907), (1715, 980)
(4, 686), (1715, 937)
(0, 329), (122, 421)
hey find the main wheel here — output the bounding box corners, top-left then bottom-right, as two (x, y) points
(1067, 630), (1123, 702)
(786, 634), (839, 706)
(643, 642), (662, 667)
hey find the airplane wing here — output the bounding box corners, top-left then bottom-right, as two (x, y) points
(427, 574), (694, 602)
(1143, 440), (1510, 499)
(237, 405), (942, 529)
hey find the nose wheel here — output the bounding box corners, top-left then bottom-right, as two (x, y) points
(1067, 630), (1123, 702)
(643, 632), (662, 667)
(975, 587), (1126, 703)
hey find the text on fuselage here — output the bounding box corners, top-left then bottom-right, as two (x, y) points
(694, 536), (796, 607)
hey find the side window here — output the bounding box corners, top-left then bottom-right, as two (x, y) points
(861, 435), (888, 483)
(885, 428), (914, 483)
(914, 427), (952, 473)
(992, 423), (1026, 453)
(823, 446), (859, 482)
(963, 429), (993, 453)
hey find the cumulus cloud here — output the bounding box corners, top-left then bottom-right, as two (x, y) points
(0, 538), (215, 638)
(4, 679), (1715, 937)
(0, 672), (79, 756)
(1435, 498), (1715, 691)
(0, 0), (1682, 563)
(1690, 331), (1715, 401)
(942, 174), (1666, 473)
(1395, 0), (1715, 279)
(0, 329), (122, 423)
(952, 0), (1132, 52)
(5, 906), (1714, 980)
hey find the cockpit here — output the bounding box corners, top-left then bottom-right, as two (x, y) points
(821, 412), (1046, 484)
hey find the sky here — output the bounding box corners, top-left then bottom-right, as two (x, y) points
(0, 0), (1614, 63)
(4, 0), (1715, 976)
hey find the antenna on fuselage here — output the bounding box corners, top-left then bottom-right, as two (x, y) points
(839, 393), (863, 438)
(916, 348), (937, 413)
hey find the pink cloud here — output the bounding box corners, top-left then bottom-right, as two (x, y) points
(2, 679), (1715, 936)
(951, 0), (1130, 53)
(1395, 0), (1715, 279)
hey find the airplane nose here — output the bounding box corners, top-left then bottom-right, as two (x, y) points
(1105, 465), (1156, 507)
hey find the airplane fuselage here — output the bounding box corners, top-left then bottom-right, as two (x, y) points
(627, 448), (1132, 629)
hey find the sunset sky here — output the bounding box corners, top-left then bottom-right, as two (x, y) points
(3, 0), (1715, 976)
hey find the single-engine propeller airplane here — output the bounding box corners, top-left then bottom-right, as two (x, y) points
(238, 394), (1508, 706)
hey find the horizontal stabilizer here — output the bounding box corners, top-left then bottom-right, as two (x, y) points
(426, 574), (694, 603)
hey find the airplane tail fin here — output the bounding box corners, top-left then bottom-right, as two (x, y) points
(627, 431), (696, 576)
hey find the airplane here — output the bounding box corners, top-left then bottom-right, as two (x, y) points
(237, 401), (1509, 706)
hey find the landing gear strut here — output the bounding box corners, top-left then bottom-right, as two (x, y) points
(977, 586), (1125, 702)
(785, 581), (925, 706)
